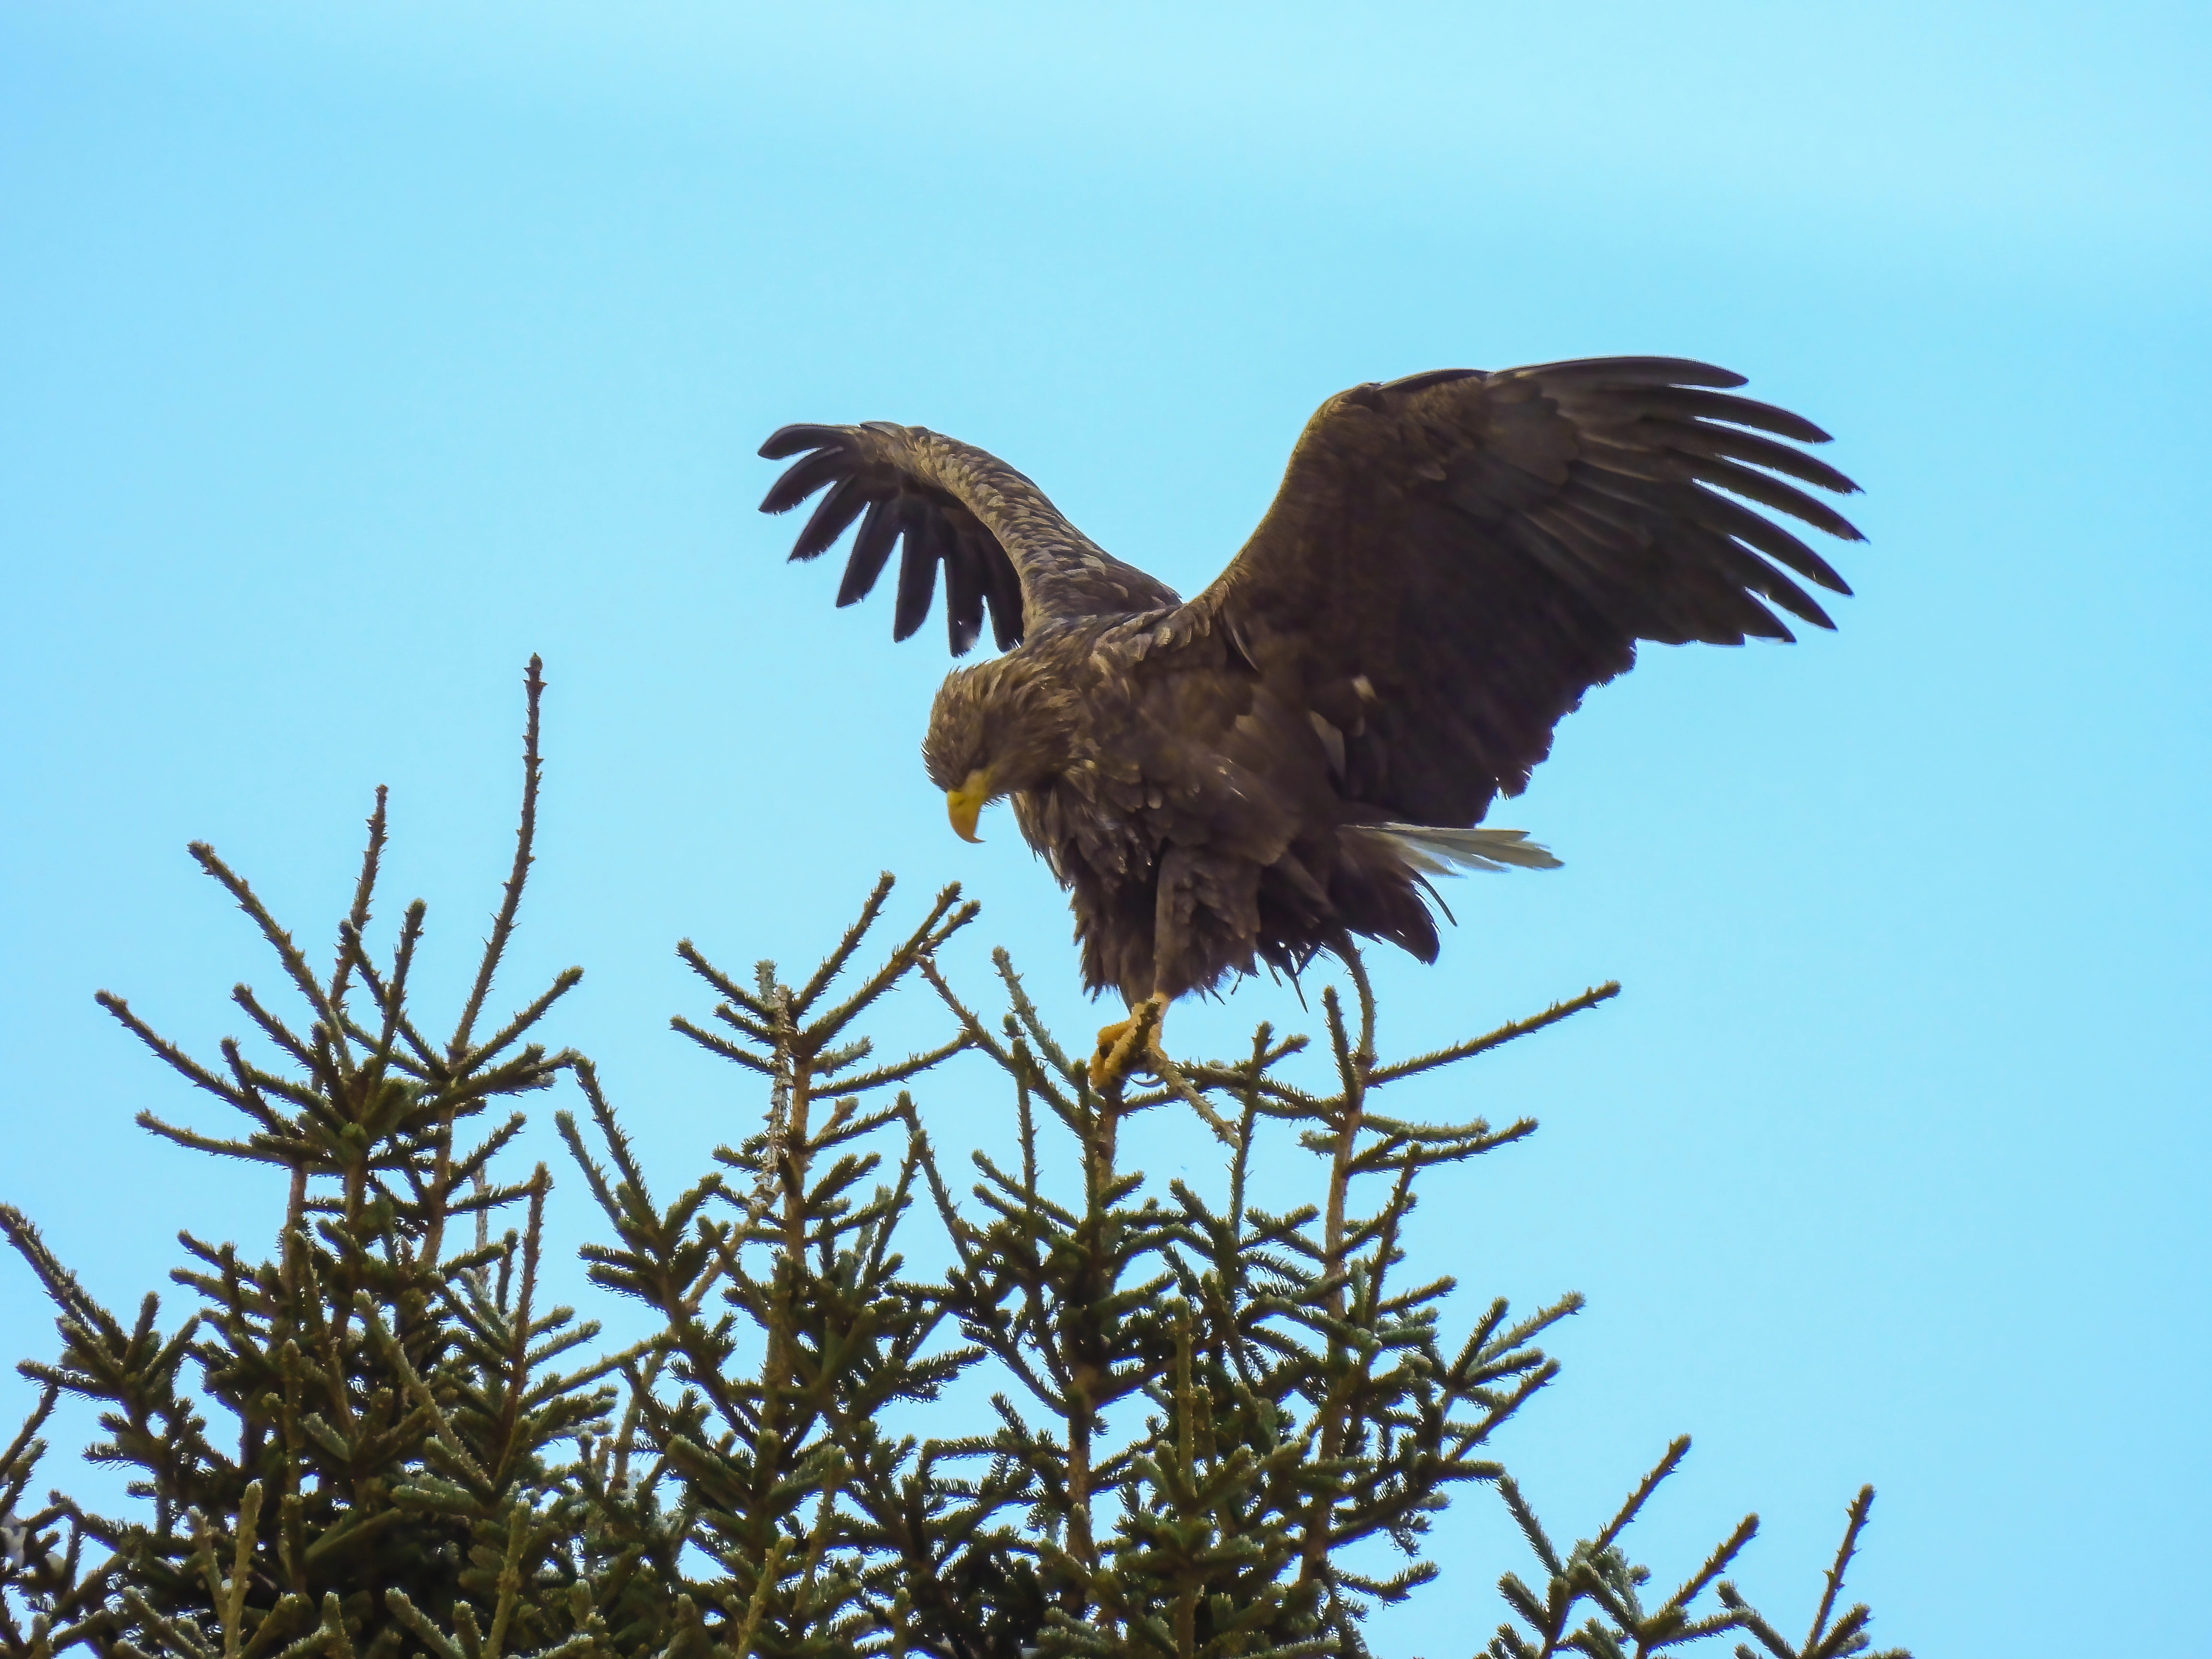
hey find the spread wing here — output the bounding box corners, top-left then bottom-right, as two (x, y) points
(759, 421), (1180, 654)
(1187, 357), (1863, 826)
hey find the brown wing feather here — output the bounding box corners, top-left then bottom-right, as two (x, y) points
(1188, 357), (1862, 826)
(761, 421), (1179, 653)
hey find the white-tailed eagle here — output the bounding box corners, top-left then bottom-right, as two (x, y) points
(760, 359), (1859, 1082)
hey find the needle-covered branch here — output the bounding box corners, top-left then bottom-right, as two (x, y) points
(3, 663), (1906, 1659)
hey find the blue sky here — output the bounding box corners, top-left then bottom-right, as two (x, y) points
(2, 3), (2206, 1652)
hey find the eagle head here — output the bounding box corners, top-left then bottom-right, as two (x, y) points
(923, 657), (1077, 844)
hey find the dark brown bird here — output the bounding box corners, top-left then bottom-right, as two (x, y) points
(760, 358), (1860, 1083)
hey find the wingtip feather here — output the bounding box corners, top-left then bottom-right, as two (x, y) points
(759, 423), (844, 461)
(1527, 356), (1750, 391)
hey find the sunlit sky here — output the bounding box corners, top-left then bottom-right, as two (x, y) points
(3, 5), (2207, 1653)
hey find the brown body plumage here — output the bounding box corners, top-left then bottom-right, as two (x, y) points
(761, 358), (1860, 1012)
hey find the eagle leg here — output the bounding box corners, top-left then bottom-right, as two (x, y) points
(1090, 994), (1169, 1093)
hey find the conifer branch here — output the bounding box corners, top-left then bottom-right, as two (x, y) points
(441, 956), (577, 1083)
(668, 1015), (779, 1074)
(675, 939), (777, 1023)
(819, 1035), (971, 1098)
(323, 792), (385, 1026)
(1597, 1438), (1691, 1557)
(449, 656), (545, 1061)
(793, 871), (897, 1013)
(96, 993), (257, 1113)
(186, 844), (350, 1075)
(3, 669), (1907, 1659)
(228, 985), (320, 1076)
(334, 940), (447, 1082)
(807, 882), (975, 1050)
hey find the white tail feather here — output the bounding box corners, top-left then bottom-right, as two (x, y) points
(1349, 824), (1563, 875)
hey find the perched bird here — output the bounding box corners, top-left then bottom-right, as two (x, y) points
(760, 358), (1860, 1085)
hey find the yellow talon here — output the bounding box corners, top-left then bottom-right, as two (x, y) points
(1089, 995), (1169, 1091)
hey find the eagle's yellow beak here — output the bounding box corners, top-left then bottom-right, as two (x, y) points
(946, 769), (992, 844)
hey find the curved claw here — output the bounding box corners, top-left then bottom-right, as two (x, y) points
(1089, 995), (1170, 1092)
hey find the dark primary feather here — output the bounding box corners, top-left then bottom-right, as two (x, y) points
(1633, 385), (1837, 445)
(838, 497), (900, 605)
(1526, 357), (1744, 390)
(891, 503), (943, 644)
(791, 474), (867, 560)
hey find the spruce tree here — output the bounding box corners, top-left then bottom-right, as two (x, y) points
(2, 661), (1907, 1659)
